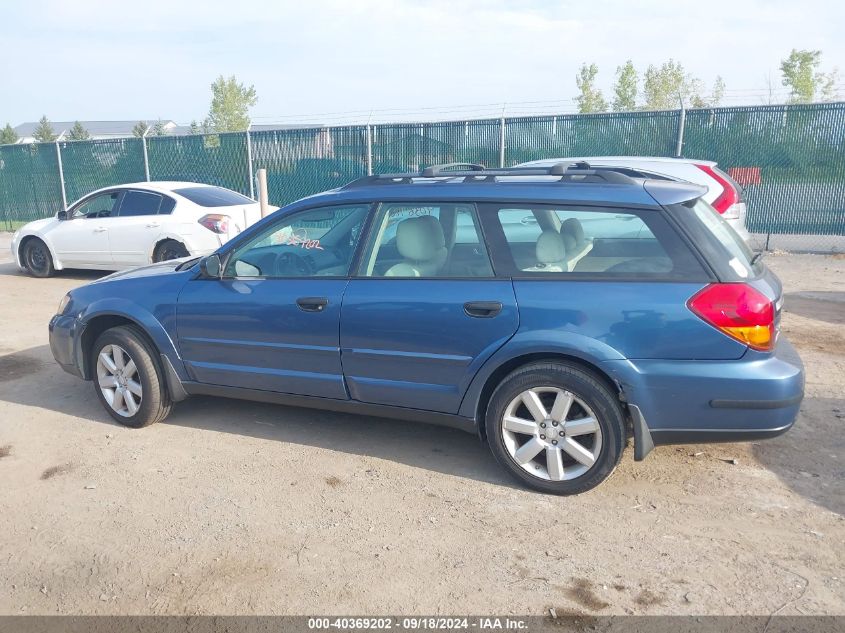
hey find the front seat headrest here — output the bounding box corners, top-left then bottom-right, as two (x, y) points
(536, 230), (567, 265)
(395, 215), (444, 262)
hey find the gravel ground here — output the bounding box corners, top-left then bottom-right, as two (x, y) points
(0, 234), (843, 616)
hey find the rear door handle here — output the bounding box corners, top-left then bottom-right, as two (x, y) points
(93, 227), (107, 233)
(296, 296), (329, 312)
(146, 223), (161, 228)
(464, 301), (503, 318)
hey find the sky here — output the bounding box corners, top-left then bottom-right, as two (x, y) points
(1, 0), (843, 127)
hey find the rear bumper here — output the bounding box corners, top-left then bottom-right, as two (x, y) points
(49, 314), (84, 379)
(604, 336), (804, 451)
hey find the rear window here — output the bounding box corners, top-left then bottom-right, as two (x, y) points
(174, 186), (254, 207)
(487, 204), (706, 279)
(684, 199), (759, 278)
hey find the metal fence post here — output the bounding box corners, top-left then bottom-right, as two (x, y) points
(141, 126), (151, 181)
(499, 115), (506, 168)
(675, 101), (686, 158)
(245, 124), (255, 199)
(366, 124), (373, 176)
(55, 141), (68, 210)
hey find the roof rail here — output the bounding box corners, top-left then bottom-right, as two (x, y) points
(342, 161), (638, 189)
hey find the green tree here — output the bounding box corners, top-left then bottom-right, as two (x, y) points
(132, 121), (149, 137)
(0, 123), (18, 145)
(151, 119), (168, 136)
(67, 121), (90, 141)
(612, 60), (638, 111)
(710, 76), (726, 106)
(643, 60), (687, 109)
(188, 120), (200, 135)
(780, 48), (835, 103)
(642, 59), (717, 109)
(780, 49), (839, 103)
(574, 63), (607, 113)
(206, 74), (258, 132)
(33, 115), (57, 142)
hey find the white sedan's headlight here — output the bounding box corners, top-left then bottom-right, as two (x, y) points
(56, 293), (71, 315)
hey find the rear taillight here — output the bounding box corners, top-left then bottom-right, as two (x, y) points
(687, 283), (775, 351)
(695, 164), (739, 217)
(199, 214), (230, 234)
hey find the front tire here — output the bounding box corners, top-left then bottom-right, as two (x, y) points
(153, 240), (189, 263)
(22, 238), (55, 277)
(485, 362), (625, 495)
(91, 325), (172, 428)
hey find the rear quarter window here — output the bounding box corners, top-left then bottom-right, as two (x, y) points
(673, 199), (761, 280)
(484, 204), (707, 280)
(174, 186), (254, 207)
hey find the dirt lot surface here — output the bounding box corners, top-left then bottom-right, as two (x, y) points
(0, 236), (843, 616)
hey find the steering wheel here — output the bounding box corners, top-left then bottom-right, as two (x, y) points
(273, 251), (314, 276)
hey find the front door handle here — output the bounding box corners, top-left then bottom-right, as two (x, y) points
(464, 301), (503, 318)
(146, 222), (161, 228)
(93, 227), (107, 233)
(296, 296), (329, 312)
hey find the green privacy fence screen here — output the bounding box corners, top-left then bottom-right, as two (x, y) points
(505, 110), (681, 165)
(682, 103), (845, 235)
(0, 144), (64, 227)
(60, 137), (146, 204)
(250, 126), (368, 205)
(147, 133), (251, 196)
(1, 102), (844, 238)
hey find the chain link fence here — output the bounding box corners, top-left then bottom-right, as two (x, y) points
(1, 103), (844, 250)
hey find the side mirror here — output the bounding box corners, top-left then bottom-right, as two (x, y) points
(200, 254), (223, 279)
(57, 210), (68, 221)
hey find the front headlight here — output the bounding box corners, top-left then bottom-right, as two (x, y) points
(56, 293), (71, 315)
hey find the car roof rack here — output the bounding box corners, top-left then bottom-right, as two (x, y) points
(342, 161), (638, 189)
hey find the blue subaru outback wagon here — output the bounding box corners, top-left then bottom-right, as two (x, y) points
(49, 163), (804, 494)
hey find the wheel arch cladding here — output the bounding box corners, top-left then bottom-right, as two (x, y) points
(79, 306), (181, 381)
(468, 352), (624, 442)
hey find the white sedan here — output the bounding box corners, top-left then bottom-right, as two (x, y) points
(12, 181), (266, 277)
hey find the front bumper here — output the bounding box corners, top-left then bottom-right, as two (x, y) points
(604, 336), (804, 449)
(49, 314), (85, 379)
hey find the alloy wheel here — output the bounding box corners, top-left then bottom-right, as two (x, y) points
(501, 387), (602, 481)
(96, 344), (142, 417)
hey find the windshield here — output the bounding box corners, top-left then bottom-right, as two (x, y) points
(687, 199), (760, 278)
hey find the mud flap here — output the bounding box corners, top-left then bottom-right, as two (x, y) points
(629, 404), (654, 461)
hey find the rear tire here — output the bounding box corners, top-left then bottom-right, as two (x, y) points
(485, 362), (625, 495)
(153, 240), (189, 263)
(91, 325), (172, 428)
(22, 238), (55, 277)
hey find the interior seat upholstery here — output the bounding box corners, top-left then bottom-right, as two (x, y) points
(385, 215), (447, 277)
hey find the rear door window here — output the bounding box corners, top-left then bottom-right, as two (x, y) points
(174, 186), (254, 207)
(485, 204), (706, 279)
(118, 190), (163, 217)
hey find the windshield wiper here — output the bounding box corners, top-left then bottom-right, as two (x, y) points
(750, 251), (764, 266)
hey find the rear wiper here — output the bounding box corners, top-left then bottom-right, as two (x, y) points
(750, 252), (764, 266)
